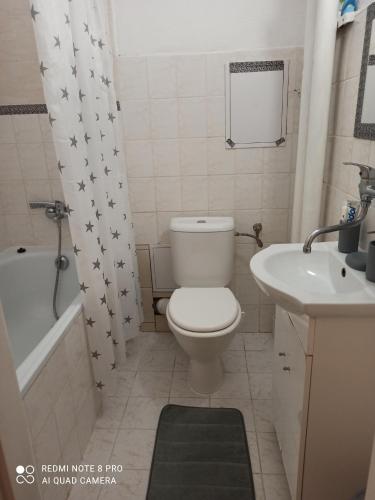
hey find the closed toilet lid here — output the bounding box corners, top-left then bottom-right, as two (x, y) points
(168, 288), (239, 333)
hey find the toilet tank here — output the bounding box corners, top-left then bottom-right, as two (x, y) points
(170, 217), (234, 287)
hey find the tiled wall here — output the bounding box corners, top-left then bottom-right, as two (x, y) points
(23, 312), (99, 500)
(117, 48), (303, 332)
(324, 9), (375, 237)
(0, 0), (70, 250)
(0, 0), (44, 105)
(0, 114), (70, 250)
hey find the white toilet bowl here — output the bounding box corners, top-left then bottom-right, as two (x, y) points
(166, 287), (242, 394)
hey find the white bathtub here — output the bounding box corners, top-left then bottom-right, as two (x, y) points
(0, 246), (81, 393)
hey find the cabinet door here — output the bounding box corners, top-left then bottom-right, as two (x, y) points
(273, 306), (309, 500)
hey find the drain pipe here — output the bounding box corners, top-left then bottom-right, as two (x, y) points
(155, 298), (170, 316)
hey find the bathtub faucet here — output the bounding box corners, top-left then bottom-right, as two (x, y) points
(29, 200), (67, 221)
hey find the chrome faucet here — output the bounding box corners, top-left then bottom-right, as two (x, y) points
(29, 200), (67, 221)
(303, 162), (375, 253)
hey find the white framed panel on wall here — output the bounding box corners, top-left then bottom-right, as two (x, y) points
(225, 60), (289, 149)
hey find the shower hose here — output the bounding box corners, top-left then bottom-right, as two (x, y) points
(53, 218), (63, 321)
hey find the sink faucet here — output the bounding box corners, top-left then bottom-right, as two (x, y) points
(303, 162), (375, 253)
(29, 200), (67, 221)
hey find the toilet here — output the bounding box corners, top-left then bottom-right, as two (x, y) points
(166, 216), (242, 394)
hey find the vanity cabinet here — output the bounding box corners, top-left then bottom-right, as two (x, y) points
(273, 305), (375, 500)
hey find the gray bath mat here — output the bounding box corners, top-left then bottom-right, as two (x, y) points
(146, 404), (256, 500)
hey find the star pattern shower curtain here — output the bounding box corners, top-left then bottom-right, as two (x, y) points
(30, 0), (143, 393)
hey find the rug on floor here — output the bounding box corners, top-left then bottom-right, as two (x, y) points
(146, 404), (256, 500)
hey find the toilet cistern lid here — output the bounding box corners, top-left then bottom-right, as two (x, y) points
(168, 287), (239, 332)
(170, 216), (234, 233)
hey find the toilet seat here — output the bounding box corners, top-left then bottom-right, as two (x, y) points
(168, 287), (240, 333)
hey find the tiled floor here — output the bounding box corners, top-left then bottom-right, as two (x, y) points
(68, 331), (290, 500)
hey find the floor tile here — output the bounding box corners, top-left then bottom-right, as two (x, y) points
(262, 474), (291, 500)
(137, 350), (176, 371)
(253, 399), (274, 432)
(211, 373), (251, 399)
(68, 483), (101, 500)
(169, 397), (209, 407)
(121, 397), (168, 429)
(170, 371), (208, 398)
(257, 433), (284, 474)
(174, 349), (189, 371)
(95, 397), (128, 430)
(242, 333), (273, 351)
(147, 333), (178, 351)
(227, 332), (244, 351)
(222, 350), (247, 373)
(246, 350), (273, 373)
(253, 473), (265, 500)
(82, 429), (118, 466)
(249, 373), (272, 399)
(111, 429), (156, 469)
(98, 470), (149, 500)
(247, 432), (261, 473)
(131, 371), (172, 397)
(210, 398), (255, 431)
(113, 371), (137, 398)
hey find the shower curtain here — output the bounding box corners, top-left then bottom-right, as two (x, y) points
(30, 0), (143, 393)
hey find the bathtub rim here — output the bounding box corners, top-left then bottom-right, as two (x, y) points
(0, 245), (82, 395)
(17, 294), (82, 395)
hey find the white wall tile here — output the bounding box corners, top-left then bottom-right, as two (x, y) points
(43, 141), (59, 179)
(17, 142), (48, 179)
(0, 143), (22, 180)
(263, 139), (293, 173)
(147, 56), (177, 98)
(176, 55), (206, 97)
(182, 176), (208, 211)
(12, 114), (42, 143)
(262, 173), (291, 209)
(208, 175), (234, 210)
(126, 140), (154, 177)
(132, 212), (158, 244)
(207, 96), (225, 137)
(179, 138), (207, 176)
(128, 178), (156, 212)
(4, 214), (34, 245)
(117, 56), (148, 100)
(157, 211), (182, 243)
(38, 114), (53, 142)
(234, 174), (262, 209)
(207, 137), (234, 175)
(150, 99), (178, 139)
(156, 176), (182, 211)
(206, 53), (227, 96)
(0, 115), (15, 143)
(0, 181), (28, 214)
(262, 209), (289, 243)
(153, 140), (180, 176)
(122, 100), (150, 140)
(235, 148), (264, 174)
(178, 98), (207, 138)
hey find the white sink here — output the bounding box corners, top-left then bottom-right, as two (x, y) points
(250, 241), (375, 317)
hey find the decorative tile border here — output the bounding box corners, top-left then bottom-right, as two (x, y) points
(229, 60), (284, 73)
(0, 101), (121, 115)
(354, 2), (375, 140)
(369, 54), (375, 66)
(0, 104), (47, 115)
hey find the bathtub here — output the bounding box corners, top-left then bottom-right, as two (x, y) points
(0, 246), (81, 393)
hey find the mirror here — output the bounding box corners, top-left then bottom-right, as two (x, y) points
(355, 4), (375, 139)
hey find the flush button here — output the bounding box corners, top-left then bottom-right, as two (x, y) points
(197, 220), (206, 223)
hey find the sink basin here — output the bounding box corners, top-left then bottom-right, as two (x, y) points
(250, 241), (375, 317)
